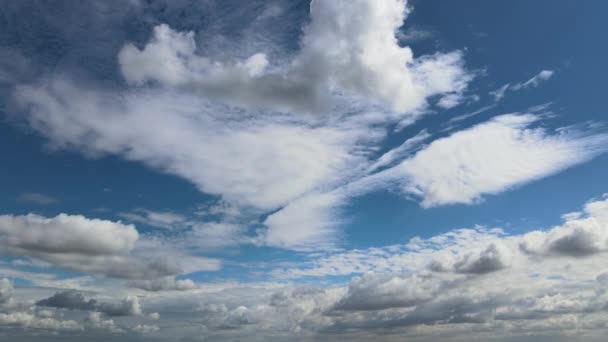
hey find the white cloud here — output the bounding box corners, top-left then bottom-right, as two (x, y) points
(0, 213), (138, 256)
(119, 209), (187, 230)
(511, 70), (555, 91)
(521, 197), (608, 257)
(118, 0), (470, 114)
(0, 213), (220, 279)
(14, 79), (360, 211)
(489, 83), (510, 101)
(399, 114), (608, 207)
(490, 70), (555, 102)
(86, 311), (122, 333)
(263, 192), (343, 250)
(3, 196), (608, 341)
(0, 311), (82, 332)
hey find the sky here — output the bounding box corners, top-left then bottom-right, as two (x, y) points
(0, 0), (608, 340)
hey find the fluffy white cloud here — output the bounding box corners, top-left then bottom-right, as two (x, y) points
(0, 213), (138, 256)
(399, 114), (608, 207)
(0, 213), (220, 279)
(118, 0), (469, 114)
(0, 311), (82, 332)
(299, 0), (470, 113)
(521, 197), (608, 257)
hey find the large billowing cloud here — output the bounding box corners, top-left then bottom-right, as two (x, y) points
(118, 0), (469, 114)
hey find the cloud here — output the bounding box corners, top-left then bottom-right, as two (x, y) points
(117, 0), (470, 114)
(452, 242), (512, 274)
(37, 290), (142, 317)
(520, 197), (608, 257)
(489, 84), (510, 102)
(366, 129), (431, 173)
(0, 278), (14, 307)
(14, 79), (361, 211)
(86, 311), (122, 333)
(4, 195), (608, 341)
(0, 312), (82, 332)
(263, 192), (343, 250)
(399, 114), (608, 207)
(333, 274), (444, 311)
(130, 277), (199, 292)
(0, 213), (138, 256)
(0, 213), (220, 279)
(118, 209), (187, 230)
(490, 70), (555, 102)
(511, 70), (555, 91)
(16, 192), (58, 205)
(36, 290), (97, 311)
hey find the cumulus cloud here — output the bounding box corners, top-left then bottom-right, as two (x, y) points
(0, 213), (220, 279)
(2, 196), (605, 341)
(118, 0), (469, 114)
(0, 213), (138, 256)
(521, 197), (608, 257)
(399, 114), (608, 207)
(452, 242), (512, 274)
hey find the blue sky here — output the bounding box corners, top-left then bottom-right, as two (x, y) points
(0, 0), (608, 341)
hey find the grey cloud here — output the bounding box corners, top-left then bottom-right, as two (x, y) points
(332, 274), (444, 311)
(129, 277), (199, 292)
(37, 291), (142, 317)
(36, 291), (97, 311)
(454, 243), (512, 274)
(0, 278), (14, 306)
